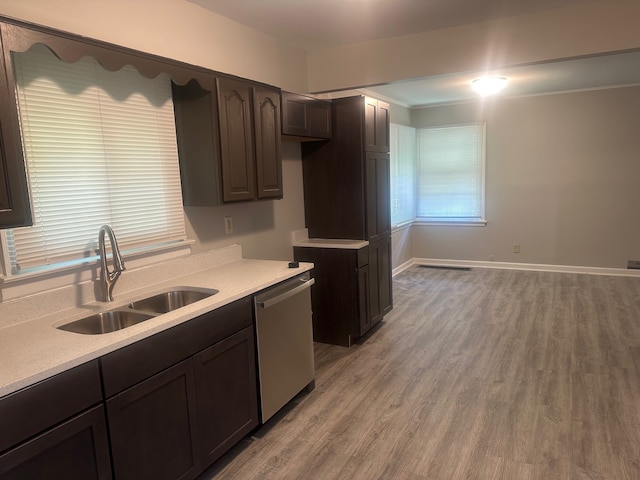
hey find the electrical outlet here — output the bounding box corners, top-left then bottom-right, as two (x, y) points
(627, 260), (640, 269)
(224, 216), (233, 234)
(513, 243), (520, 254)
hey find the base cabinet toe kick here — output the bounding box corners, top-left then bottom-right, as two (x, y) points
(1, 278), (316, 480)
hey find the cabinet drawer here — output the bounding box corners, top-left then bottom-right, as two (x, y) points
(0, 360), (102, 453)
(101, 297), (252, 398)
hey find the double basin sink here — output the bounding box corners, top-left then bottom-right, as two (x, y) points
(58, 288), (219, 335)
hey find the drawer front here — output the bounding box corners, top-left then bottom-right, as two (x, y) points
(0, 360), (102, 453)
(100, 297), (252, 398)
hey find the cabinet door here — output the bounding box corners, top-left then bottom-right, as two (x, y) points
(253, 86), (283, 199)
(107, 359), (201, 480)
(364, 97), (390, 153)
(368, 237), (393, 329)
(357, 264), (371, 336)
(376, 100), (390, 153)
(364, 97), (379, 152)
(194, 326), (258, 466)
(365, 152), (391, 242)
(368, 242), (382, 327)
(307, 101), (331, 139)
(378, 236), (393, 316)
(281, 92), (331, 139)
(281, 92), (309, 137)
(0, 405), (112, 480)
(293, 246), (363, 346)
(172, 78), (223, 206)
(217, 77), (256, 202)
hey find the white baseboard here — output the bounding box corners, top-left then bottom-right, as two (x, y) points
(393, 258), (640, 278)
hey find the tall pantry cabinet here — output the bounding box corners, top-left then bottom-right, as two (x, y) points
(296, 96), (392, 346)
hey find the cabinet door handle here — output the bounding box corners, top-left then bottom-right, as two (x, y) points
(255, 278), (315, 309)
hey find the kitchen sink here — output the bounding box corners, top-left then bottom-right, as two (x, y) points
(57, 287), (218, 334)
(57, 310), (155, 335)
(128, 288), (218, 314)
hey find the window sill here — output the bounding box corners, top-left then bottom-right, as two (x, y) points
(0, 239), (194, 302)
(413, 219), (487, 227)
(391, 220), (413, 233)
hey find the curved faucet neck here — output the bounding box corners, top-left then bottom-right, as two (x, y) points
(98, 225), (126, 302)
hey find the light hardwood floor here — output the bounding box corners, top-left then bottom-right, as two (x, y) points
(199, 266), (640, 479)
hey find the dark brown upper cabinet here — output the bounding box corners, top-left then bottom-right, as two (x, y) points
(216, 77), (283, 202)
(0, 18), (212, 228)
(364, 97), (390, 153)
(253, 85), (283, 199)
(0, 24), (32, 228)
(217, 77), (257, 202)
(281, 91), (331, 141)
(172, 78), (223, 206)
(0, 17), (283, 219)
(301, 95), (391, 241)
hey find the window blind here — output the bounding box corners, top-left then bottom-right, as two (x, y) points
(7, 44), (185, 274)
(417, 124), (485, 221)
(390, 123), (416, 226)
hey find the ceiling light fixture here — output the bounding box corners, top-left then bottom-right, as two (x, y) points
(471, 76), (508, 97)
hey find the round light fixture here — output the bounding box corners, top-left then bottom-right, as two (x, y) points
(471, 76), (508, 97)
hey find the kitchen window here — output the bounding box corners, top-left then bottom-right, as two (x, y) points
(0, 44), (186, 277)
(390, 123), (416, 227)
(389, 122), (486, 226)
(416, 123), (486, 224)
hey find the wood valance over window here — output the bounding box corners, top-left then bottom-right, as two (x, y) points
(0, 21), (212, 90)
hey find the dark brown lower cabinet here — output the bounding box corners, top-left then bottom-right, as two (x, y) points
(294, 237), (392, 347)
(194, 327), (259, 466)
(107, 358), (201, 480)
(0, 405), (112, 480)
(357, 262), (371, 338)
(105, 324), (259, 480)
(368, 236), (393, 326)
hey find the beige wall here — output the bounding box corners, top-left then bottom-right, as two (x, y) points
(185, 142), (306, 260)
(308, 1), (640, 93)
(0, 0), (310, 262)
(410, 85), (640, 269)
(391, 227), (413, 272)
(0, 0), (309, 93)
(390, 102), (412, 126)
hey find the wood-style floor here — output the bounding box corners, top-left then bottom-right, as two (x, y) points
(199, 266), (640, 479)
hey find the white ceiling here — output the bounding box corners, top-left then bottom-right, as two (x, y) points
(188, 0), (640, 107)
(362, 50), (640, 108)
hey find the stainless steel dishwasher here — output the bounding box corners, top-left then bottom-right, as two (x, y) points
(254, 272), (315, 423)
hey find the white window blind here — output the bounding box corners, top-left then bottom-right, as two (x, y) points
(6, 44), (185, 274)
(417, 124), (485, 221)
(390, 123), (416, 226)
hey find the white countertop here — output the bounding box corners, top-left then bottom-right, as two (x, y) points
(293, 238), (368, 249)
(291, 229), (368, 250)
(0, 252), (312, 398)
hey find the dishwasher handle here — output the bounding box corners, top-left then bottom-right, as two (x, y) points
(256, 278), (315, 309)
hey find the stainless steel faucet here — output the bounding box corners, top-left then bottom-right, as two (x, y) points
(98, 225), (126, 302)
